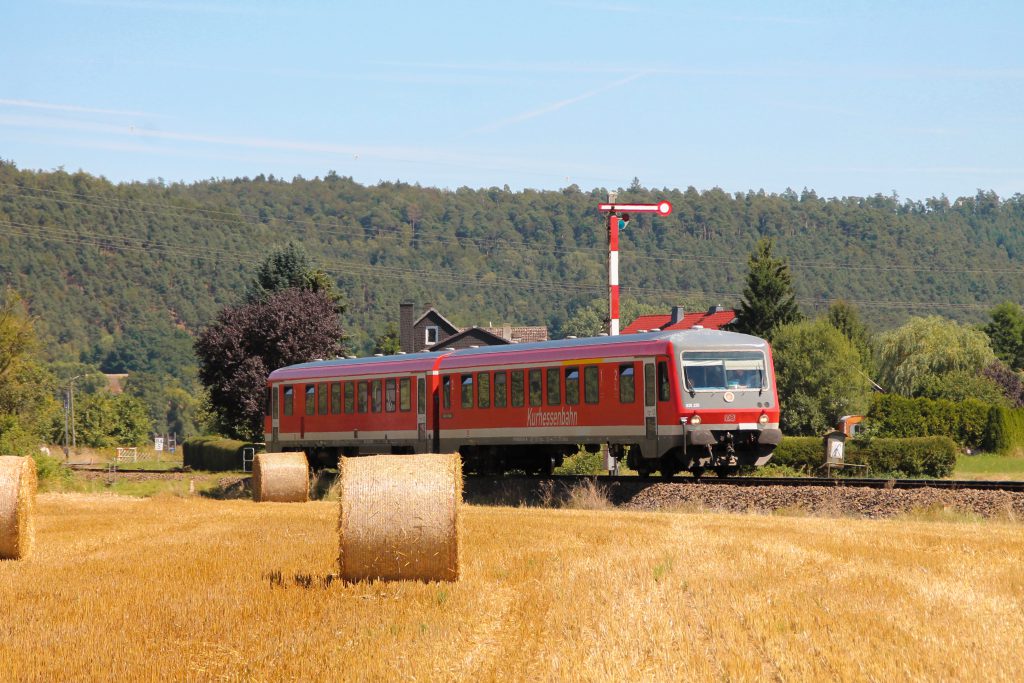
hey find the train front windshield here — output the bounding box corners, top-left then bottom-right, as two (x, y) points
(682, 351), (767, 391)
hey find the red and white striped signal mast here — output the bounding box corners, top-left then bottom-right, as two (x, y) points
(598, 194), (673, 335)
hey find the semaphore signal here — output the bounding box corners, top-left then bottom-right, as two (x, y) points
(601, 194), (674, 335)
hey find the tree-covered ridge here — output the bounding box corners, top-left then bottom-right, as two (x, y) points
(3, 160), (1024, 371)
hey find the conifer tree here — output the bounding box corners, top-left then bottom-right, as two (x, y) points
(731, 239), (802, 341)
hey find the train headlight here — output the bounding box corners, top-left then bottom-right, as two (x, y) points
(689, 414), (702, 426)
(758, 413), (769, 426)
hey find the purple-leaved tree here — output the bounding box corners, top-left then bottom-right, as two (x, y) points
(195, 288), (345, 440)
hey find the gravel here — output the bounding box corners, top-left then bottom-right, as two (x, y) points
(624, 483), (1024, 520)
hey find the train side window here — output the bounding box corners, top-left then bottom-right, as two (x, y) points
(443, 375), (452, 410)
(344, 382), (355, 414)
(265, 388), (272, 417)
(584, 366), (599, 404)
(318, 382), (329, 415)
(358, 381), (368, 413)
(565, 367), (579, 405)
(283, 385), (293, 416)
(461, 374), (474, 409)
(385, 378), (397, 412)
(417, 378), (426, 415)
(330, 383), (341, 414)
(528, 369), (543, 407)
(511, 370), (525, 407)
(305, 385), (316, 415)
(546, 367), (561, 406)
(493, 371), (507, 408)
(619, 364), (635, 403)
(400, 378), (411, 411)
(657, 361), (671, 402)
(372, 379), (382, 413)
(478, 372), (490, 409)
(272, 386), (279, 419)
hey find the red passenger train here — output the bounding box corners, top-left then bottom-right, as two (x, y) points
(264, 329), (782, 477)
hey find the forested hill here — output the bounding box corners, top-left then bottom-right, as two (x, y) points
(2, 159), (1024, 365)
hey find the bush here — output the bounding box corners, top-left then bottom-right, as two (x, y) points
(770, 434), (958, 478)
(771, 436), (823, 471)
(182, 436), (255, 471)
(555, 448), (605, 475)
(983, 406), (1024, 455)
(866, 394), (989, 450)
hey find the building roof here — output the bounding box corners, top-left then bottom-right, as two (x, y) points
(621, 307), (737, 334)
(413, 308), (460, 334)
(481, 326), (549, 344)
(427, 326), (510, 351)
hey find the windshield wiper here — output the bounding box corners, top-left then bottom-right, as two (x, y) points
(758, 368), (764, 396)
(684, 374), (696, 398)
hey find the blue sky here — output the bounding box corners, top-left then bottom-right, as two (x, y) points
(2, 0), (1022, 199)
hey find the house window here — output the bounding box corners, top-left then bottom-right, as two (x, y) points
(425, 326), (440, 345)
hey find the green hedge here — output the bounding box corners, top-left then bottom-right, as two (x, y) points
(182, 436), (257, 471)
(866, 394), (989, 450)
(771, 435), (958, 478)
(984, 406), (1024, 455)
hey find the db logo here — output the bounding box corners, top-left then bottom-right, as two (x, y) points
(724, 414), (736, 423)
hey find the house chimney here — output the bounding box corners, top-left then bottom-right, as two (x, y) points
(399, 302), (415, 354)
(502, 323), (512, 341)
(670, 305), (685, 325)
(708, 304), (725, 314)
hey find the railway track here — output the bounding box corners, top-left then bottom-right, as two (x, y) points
(466, 473), (1024, 494)
(68, 465), (1024, 493)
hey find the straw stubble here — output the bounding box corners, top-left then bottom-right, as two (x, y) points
(0, 456), (37, 560)
(338, 453), (461, 582)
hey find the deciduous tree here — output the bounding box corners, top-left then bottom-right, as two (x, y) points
(877, 316), (996, 396)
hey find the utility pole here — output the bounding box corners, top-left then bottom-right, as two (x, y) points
(68, 375), (82, 451)
(597, 196), (673, 335)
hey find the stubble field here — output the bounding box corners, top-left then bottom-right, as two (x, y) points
(1, 493), (1022, 681)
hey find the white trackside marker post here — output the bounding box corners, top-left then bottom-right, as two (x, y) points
(599, 196), (673, 335)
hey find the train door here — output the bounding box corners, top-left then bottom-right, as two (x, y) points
(271, 385), (280, 446)
(643, 361), (657, 439)
(417, 376), (427, 447)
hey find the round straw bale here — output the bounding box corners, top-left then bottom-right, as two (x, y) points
(0, 456), (37, 560)
(252, 452), (309, 503)
(338, 453), (462, 583)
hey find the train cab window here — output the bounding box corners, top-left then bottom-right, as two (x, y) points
(372, 379), (382, 412)
(528, 369), (543, 407)
(493, 371), (507, 408)
(443, 375), (452, 410)
(657, 361), (671, 402)
(400, 378), (411, 411)
(357, 381), (368, 413)
(511, 370), (525, 407)
(546, 367), (561, 406)
(619, 364), (635, 403)
(417, 378), (426, 415)
(265, 388), (272, 417)
(584, 366), (600, 404)
(344, 382), (355, 413)
(305, 385), (316, 415)
(318, 382), (329, 415)
(385, 378), (397, 412)
(478, 372), (490, 409)
(331, 383), (341, 414)
(461, 374), (474, 409)
(283, 385), (294, 416)
(565, 367), (579, 405)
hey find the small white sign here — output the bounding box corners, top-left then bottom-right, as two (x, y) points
(154, 437), (164, 452)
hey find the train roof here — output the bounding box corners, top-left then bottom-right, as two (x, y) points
(267, 329), (768, 382)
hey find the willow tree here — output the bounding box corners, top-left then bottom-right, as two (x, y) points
(877, 316), (996, 396)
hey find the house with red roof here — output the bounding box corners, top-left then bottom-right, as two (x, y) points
(621, 305), (737, 334)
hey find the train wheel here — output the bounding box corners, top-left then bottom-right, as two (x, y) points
(659, 456), (677, 480)
(690, 467), (705, 479)
(714, 466), (736, 478)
